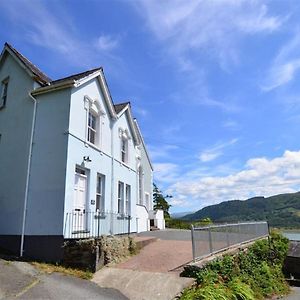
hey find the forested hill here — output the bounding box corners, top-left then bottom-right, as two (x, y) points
(182, 192), (300, 228)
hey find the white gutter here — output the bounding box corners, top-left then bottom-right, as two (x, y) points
(31, 80), (75, 96)
(20, 92), (37, 257)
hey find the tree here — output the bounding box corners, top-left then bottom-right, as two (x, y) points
(153, 183), (172, 219)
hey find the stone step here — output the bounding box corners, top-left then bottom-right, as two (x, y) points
(134, 236), (158, 249)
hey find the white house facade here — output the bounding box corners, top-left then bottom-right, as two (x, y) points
(0, 43), (164, 261)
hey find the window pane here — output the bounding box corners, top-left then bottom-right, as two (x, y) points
(88, 113), (96, 129)
(118, 183), (121, 213)
(96, 174), (105, 211)
(88, 128), (95, 144)
(96, 194), (100, 210)
(126, 185), (131, 215)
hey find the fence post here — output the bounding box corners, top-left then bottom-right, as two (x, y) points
(191, 225), (196, 262)
(226, 223), (230, 247)
(128, 216), (131, 236)
(208, 226), (213, 254)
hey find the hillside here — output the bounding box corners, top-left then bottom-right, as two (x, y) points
(182, 192), (300, 228)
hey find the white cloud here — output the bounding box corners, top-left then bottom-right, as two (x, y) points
(153, 162), (179, 184)
(0, 1), (121, 68)
(223, 120), (239, 129)
(199, 138), (238, 162)
(149, 144), (179, 160)
(263, 32), (300, 91)
(134, 0), (283, 70)
(134, 106), (148, 117)
(95, 35), (119, 51)
(170, 150), (300, 209)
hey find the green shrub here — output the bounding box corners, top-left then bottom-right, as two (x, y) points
(180, 232), (289, 300)
(229, 279), (255, 300)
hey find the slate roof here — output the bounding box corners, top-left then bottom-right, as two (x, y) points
(3, 43), (135, 117)
(49, 67), (102, 85)
(114, 102), (130, 114)
(5, 43), (52, 85)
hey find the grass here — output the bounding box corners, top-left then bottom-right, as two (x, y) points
(31, 262), (93, 280)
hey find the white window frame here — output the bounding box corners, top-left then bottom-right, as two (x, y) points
(121, 137), (128, 163)
(96, 173), (105, 212)
(84, 96), (105, 148)
(0, 78), (8, 110)
(119, 128), (131, 164)
(117, 181), (124, 214)
(88, 111), (97, 145)
(125, 184), (131, 216)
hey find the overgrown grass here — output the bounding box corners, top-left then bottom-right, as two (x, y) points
(180, 231), (289, 300)
(31, 262), (93, 280)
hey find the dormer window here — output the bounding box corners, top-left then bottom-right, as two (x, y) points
(88, 112), (97, 144)
(119, 128), (131, 164)
(0, 78), (8, 110)
(121, 137), (128, 163)
(84, 96), (105, 147)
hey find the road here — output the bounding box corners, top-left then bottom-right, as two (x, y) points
(0, 259), (128, 300)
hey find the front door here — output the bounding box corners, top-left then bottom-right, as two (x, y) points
(73, 168), (87, 232)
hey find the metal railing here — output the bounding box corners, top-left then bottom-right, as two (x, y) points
(191, 221), (269, 261)
(63, 211), (134, 239)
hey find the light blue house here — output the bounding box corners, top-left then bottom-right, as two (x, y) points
(0, 43), (164, 261)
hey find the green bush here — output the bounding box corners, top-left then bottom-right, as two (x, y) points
(166, 218), (191, 229)
(180, 232), (289, 300)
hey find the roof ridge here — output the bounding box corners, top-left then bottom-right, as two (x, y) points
(5, 42), (51, 85)
(49, 67), (102, 85)
(114, 101), (130, 106)
(114, 101), (130, 114)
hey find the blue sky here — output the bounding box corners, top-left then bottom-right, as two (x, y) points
(2, 0), (300, 213)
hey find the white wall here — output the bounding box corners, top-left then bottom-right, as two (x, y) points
(113, 111), (136, 170)
(0, 55), (152, 237)
(64, 80), (139, 234)
(26, 88), (71, 235)
(0, 53), (36, 235)
(136, 205), (150, 232)
(69, 78), (112, 155)
(155, 209), (165, 230)
(139, 139), (153, 211)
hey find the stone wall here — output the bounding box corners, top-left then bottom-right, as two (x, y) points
(63, 235), (137, 272)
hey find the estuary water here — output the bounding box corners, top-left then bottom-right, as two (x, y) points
(282, 231), (300, 241)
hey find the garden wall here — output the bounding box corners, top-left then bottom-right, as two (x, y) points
(63, 235), (137, 272)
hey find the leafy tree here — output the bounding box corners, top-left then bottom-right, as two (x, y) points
(153, 183), (172, 219)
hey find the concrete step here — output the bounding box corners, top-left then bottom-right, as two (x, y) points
(92, 267), (194, 300)
(134, 236), (158, 249)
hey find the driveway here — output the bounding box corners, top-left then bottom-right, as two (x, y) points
(137, 228), (192, 241)
(0, 259), (127, 300)
(108, 229), (193, 273)
(92, 231), (195, 300)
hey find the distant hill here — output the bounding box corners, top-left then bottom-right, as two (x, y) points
(171, 211), (195, 219)
(181, 192), (300, 228)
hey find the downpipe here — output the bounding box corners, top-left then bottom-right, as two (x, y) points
(20, 92), (37, 257)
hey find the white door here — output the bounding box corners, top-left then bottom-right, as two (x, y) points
(73, 171), (87, 232)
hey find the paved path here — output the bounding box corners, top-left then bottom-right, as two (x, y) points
(93, 230), (195, 299)
(117, 239), (192, 272)
(280, 287), (300, 300)
(0, 259), (127, 300)
(92, 268), (194, 300)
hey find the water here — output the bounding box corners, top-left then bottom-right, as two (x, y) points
(282, 231), (300, 241)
